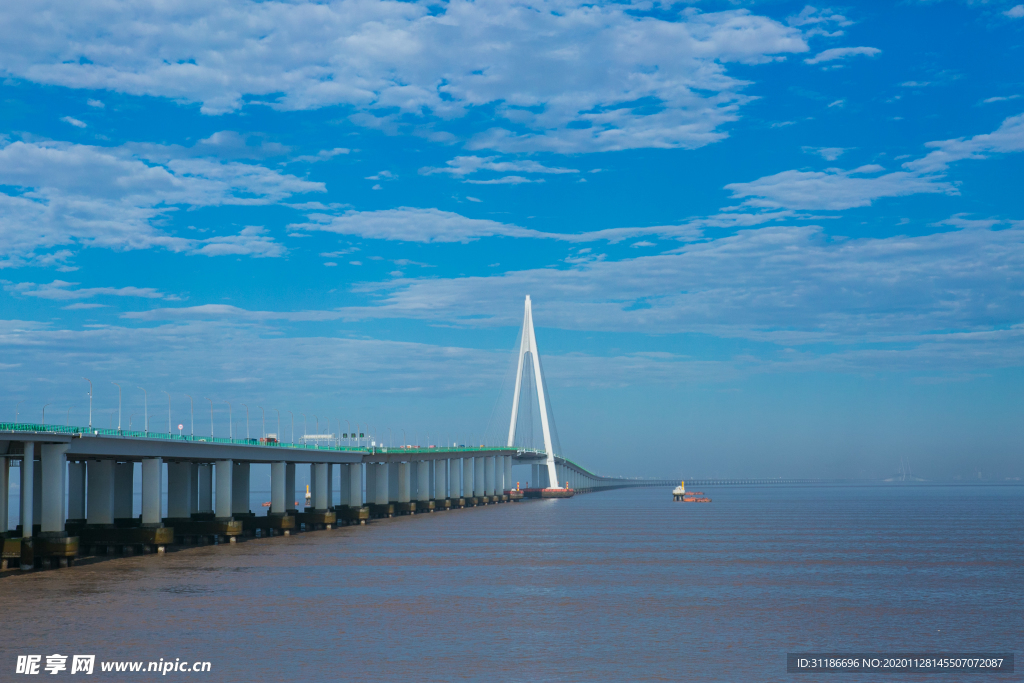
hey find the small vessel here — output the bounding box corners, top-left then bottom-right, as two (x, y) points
(672, 480), (711, 503)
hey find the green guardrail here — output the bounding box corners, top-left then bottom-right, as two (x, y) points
(0, 422), (540, 456)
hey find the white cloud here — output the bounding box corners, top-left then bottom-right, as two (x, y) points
(290, 206), (782, 244)
(0, 138), (320, 267)
(289, 147), (350, 163)
(61, 116), (87, 128)
(464, 175), (541, 185)
(982, 95), (1020, 104)
(365, 170), (396, 181)
(1005, 5), (1024, 18)
(802, 146), (847, 161)
(6, 279), (167, 300)
(0, 1), (810, 153)
(725, 165), (955, 210)
(86, 99), (104, 108)
(421, 156), (579, 178)
(804, 46), (881, 65)
(904, 113), (1024, 174)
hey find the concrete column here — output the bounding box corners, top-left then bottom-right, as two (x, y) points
(20, 443), (35, 535)
(375, 463), (389, 505)
(328, 464), (335, 507)
(388, 462), (400, 503)
(531, 464), (539, 489)
(462, 458), (473, 498)
(40, 444), (70, 534)
(365, 462), (376, 504)
(494, 456), (503, 495)
(33, 454), (41, 525)
(114, 462), (134, 521)
(308, 463), (317, 509)
(504, 456), (512, 493)
(86, 459), (115, 526)
(409, 461), (419, 500)
(285, 462), (296, 511)
(450, 458), (461, 498)
(416, 461), (430, 502)
(428, 460), (435, 500)
(349, 464), (363, 507)
(434, 459), (448, 500)
(397, 462), (410, 503)
(141, 458), (163, 527)
(231, 461), (250, 515)
(270, 462), (286, 514)
(167, 461), (192, 518)
(215, 460), (233, 520)
(198, 464), (213, 513)
(484, 456), (496, 496)
(67, 460), (86, 521)
(189, 463), (200, 515)
(474, 456), (485, 497)
(0, 456), (8, 533)
(314, 463), (330, 510)
(338, 463), (351, 507)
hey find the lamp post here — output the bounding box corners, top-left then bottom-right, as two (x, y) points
(204, 397), (213, 437)
(224, 401), (232, 439)
(14, 399), (24, 423)
(288, 411), (294, 444)
(185, 394), (194, 438)
(111, 382), (122, 430)
(345, 420), (351, 444)
(273, 408), (280, 442)
(66, 406), (74, 426)
(242, 404), (249, 439)
(163, 390), (171, 434)
(83, 377), (93, 428)
(313, 415), (318, 449)
(42, 403), (50, 424)
(301, 414), (306, 442)
(258, 406), (265, 440)
(137, 386), (148, 434)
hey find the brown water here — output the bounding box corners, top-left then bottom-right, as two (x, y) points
(2, 486), (1022, 682)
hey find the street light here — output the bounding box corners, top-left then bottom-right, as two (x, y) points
(242, 404), (249, 439)
(345, 420), (351, 444)
(14, 399), (24, 423)
(273, 408), (280, 442)
(162, 391), (171, 434)
(66, 406), (74, 426)
(185, 394), (194, 438)
(42, 403), (51, 424)
(224, 401), (232, 439)
(137, 386), (148, 434)
(301, 414), (306, 442)
(288, 411), (294, 444)
(111, 382), (122, 431)
(258, 406), (265, 440)
(83, 377), (93, 428)
(204, 397), (213, 437)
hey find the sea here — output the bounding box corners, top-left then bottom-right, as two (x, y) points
(2, 485), (1022, 682)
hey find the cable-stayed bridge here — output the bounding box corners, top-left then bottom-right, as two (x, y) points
(1, 296), (673, 570)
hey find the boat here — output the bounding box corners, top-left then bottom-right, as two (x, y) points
(672, 480), (711, 503)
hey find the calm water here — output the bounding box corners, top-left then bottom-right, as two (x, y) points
(2, 486), (1022, 682)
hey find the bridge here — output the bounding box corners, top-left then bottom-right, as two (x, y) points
(1, 296), (675, 571)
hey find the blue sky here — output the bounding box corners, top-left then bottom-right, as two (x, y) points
(1, 0), (1023, 480)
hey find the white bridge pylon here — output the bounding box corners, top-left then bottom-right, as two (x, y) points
(507, 295), (559, 489)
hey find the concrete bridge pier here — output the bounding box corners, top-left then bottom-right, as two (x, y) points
(503, 456), (512, 494)
(450, 458), (463, 507)
(349, 464), (364, 510)
(397, 462), (413, 514)
(84, 459), (114, 556)
(434, 458), (448, 505)
(462, 457), (473, 504)
(19, 445), (35, 567)
(415, 460), (431, 511)
(113, 462), (133, 527)
(141, 458), (163, 528)
(231, 461), (250, 517)
(473, 456), (485, 502)
(484, 456), (495, 498)
(67, 460), (86, 526)
(198, 463), (213, 515)
(167, 461), (193, 519)
(338, 462), (350, 507)
(285, 462), (296, 513)
(215, 460), (233, 522)
(0, 456), (8, 537)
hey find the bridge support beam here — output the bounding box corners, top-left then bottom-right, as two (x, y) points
(232, 461), (250, 516)
(215, 460), (233, 521)
(416, 461), (430, 505)
(338, 462), (351, 507)
(40, 444), (70, 535)
(114, 462), (134, 524)
(398, 462), (411, 504)
(168, 461), (192, 518)
(484, 456), (495, 497)
(67, 460), (86, 524)
(313, 463), (330, 510)
(434, 459), (448, 500)
(0, 456), (8, 533)
(86, 459), (115, 526)
(198, 464), (213, 514)
(474, 456), (485, 499)
(285, 462), (296, 512)
(349, 464), (363, 507)
(375, 463), (390, 505)
(462, 458), (473, 499)
(19, 445), (36, 568)
(503, 456), (512, 493)
(141, 458), (163, 527)
(270, 461), (286, 514)
(389, 463), (401, 504)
